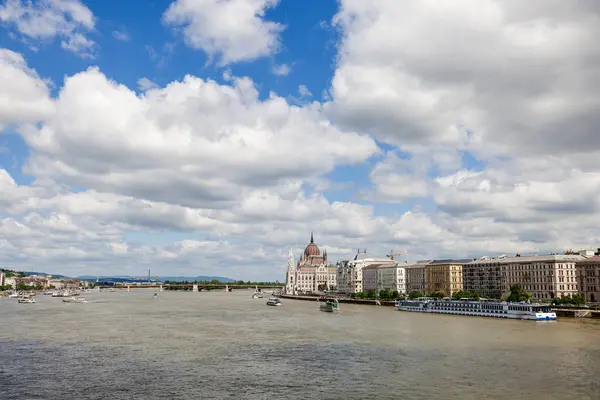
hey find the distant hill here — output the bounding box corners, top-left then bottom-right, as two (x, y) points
(22, 271), (69, 279)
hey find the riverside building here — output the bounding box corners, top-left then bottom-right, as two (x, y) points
(284, 233), (337, 295)
(463, 256), (506, 299)
(501, 254), (584, 301)
(336, 250), (395, 294)
(405, 260), (431, 293)
(576, 255), (600, 303)
(425, 259), (472, 297)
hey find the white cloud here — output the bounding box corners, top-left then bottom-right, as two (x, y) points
(0, 0), (96, 57)
(298, 84), (312, 98)
(327, 0), (600, 159)
(163, 0), (284, 65)
(112, 29), (130, 42)
(271, 63), (290, 76)
(0, 49), (54, 127)
(18, 65), (378, 210)
(137, 77), (159, 91)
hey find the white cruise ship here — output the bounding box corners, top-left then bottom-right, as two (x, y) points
(395, 299), (556, 321)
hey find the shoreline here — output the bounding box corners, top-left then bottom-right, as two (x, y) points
(280, 294), (600, 318)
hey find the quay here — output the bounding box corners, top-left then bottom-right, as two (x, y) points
(281, 295), (600, 318)
(552, 308), (600, 319)
(280, 294), (396, 307)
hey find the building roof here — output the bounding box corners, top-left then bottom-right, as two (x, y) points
(466, 254), (586, 265)
(577, 255), (600, 263)
(430, 258), (473, 265)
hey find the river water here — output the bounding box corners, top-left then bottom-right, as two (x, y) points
(1, 289), (599, 399)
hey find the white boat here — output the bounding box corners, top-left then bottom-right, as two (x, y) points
(52, 290), (70, 297)
(8, 293), (19, 298)
(252, 292), (263, 299)
(266, 297), (282, 306)
(319, 298), (340, 313)
(18, 296), (36, 304)
(396, 299), (556, 321)
(62, 296), (87, 303)
(43, 291), (54, 295)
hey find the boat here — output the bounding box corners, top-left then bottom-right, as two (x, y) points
(62, 296), (87, 303)
(52, 290), (70, 297)
(266, 297), (282, 306)
(319, 298), (340, 313)
(43, 291), (53, 295)
(152, 292), (158, 299)
(252, 292), (263, 299)
(8, 293), (19, 299)
(395, 299), (556, 321)
(18, 296), (36, 304)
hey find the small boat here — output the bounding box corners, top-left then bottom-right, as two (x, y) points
(266, 297), (282, 306)
(252, 292), (263, 299)
(8, 293), (19, 299)
(43, 291), (53, 295)
(18, 296), (36, 304)
(152, 292), (158, 299)
(319, 298), (340, 313)
(62, 296), (87, 303)
(52, 291), (70, 297)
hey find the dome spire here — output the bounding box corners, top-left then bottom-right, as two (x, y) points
(310, 231), (314, 243)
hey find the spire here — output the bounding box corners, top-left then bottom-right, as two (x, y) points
(310, 231), (314, 243)
(287, 245), (295, 269)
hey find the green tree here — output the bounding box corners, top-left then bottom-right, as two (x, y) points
(452, 290), (480, 300)
(408, 291), (425, 299)
(429, 291), (445, 299)
(506, 284), (532, 302)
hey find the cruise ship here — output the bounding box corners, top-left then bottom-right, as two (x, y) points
(395, 298), (556, 321)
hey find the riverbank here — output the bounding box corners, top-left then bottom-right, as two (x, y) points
(280, 294), (396, 307)
(280, 294), (600, 318)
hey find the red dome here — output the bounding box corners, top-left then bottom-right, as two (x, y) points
(304, 232), (321, 257)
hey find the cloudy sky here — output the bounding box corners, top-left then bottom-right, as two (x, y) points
(0, 0), (599, 280)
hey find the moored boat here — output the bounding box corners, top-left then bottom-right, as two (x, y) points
(62, 296), (87, 303)
(266, 297), (282, 306)
(396, 299), (556, 321)
(18, 296), (36, 304)
(319, 298), (340, 313)
(252, 292), (263, 299)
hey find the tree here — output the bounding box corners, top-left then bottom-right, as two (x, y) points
(429, 291), (445, 299)
(452, 290), (480, 300)
(408, 291), (425, 299)
(506, 284), (532, 302)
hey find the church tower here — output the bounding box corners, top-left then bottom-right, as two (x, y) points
(285, 246), (296, 295)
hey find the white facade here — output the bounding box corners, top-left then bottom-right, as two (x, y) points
(0, 272), (4, 287)
(377, 264), (408, 294)
(337, 250), (396, 294)
(285, 239), (337, 295)
(501, 254), (584, 300)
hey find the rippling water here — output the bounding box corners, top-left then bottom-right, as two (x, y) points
(1, 290), (599, 399)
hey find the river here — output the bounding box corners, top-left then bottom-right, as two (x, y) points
(1, 289), (599, 399)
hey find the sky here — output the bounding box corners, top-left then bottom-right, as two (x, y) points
(0, 0), (599, 280)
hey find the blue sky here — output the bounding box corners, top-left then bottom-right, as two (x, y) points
(0, 0), (597, 279)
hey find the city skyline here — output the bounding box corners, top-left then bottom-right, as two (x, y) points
(1, 1), (599, 280)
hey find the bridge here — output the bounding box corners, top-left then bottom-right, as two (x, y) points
(98, 284), (283, 291)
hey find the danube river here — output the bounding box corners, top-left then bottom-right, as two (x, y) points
(1, 290), (599, 399)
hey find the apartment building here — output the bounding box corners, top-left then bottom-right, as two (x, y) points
(463, 257), (505, 299)
(425, 259), (472, 297)
(405, 260), (431, 293)
(576, 255), (600, 303)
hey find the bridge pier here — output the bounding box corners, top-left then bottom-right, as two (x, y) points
(127, 285), (130, 292)
(192, 284), (198, 292)
(160, 285), (163, 292)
